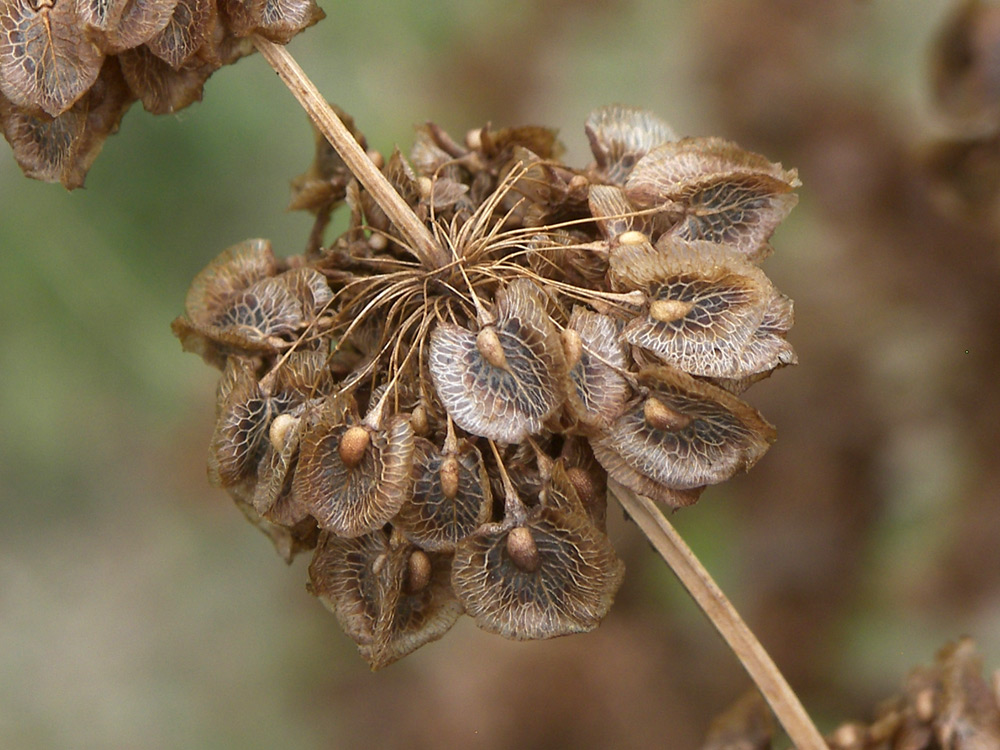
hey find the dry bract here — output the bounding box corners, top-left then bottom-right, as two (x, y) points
(175, 104), (798, 665)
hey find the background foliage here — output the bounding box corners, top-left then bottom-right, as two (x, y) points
(2, 1), (997, 747)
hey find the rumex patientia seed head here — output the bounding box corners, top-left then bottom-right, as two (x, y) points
(174, 104), (799, 667)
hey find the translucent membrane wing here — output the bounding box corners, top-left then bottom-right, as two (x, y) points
(451, 506), (624, 640)
(258, 0), (325, 43)
(564, 307), (629, 429)
(591, 366), (776, 502)
(145, 0), (215, 69)
(118, 43), (215, 114)
(588, 184), (646, 241)
(270, 350), (335, 404)
(395, 438), (492, 552)
(625, 138), (800, 261)
(308, 530), (387, 647)
(585, 104), (676, 184)
(183, 239), (277, 325)
(613, 238), (794, 379)
(429, 280), (567, 443)
(104, 0), (180, 53)
(557, 439), (608, 531)
(208, 357), (271, 487)
(210, 275), (304, 344)
(294, 415), (415, 537)
(279, 266), (334, 318)
(0, 0), (104, 117)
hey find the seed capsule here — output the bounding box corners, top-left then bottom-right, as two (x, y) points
(618, 230), (649, 246)
(476, 326), (509, 369)
(406, 549), (433, 594)
(649, 299), (694, 323)
(410, 405), (429, 436)
(269, 413), (299, 453)
(561, 327), (583, 369)
(643, 396), (693, 431)
(507, 526), (540, 572)
(339, 426), (371, 468)
(566, 466), (597, 504)
(439, 454), (461, 499)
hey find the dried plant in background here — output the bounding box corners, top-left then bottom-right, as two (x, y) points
(0, 0), (322, 187)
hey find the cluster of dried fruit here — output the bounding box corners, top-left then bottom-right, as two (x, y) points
(0, 0), (322, 188)
(172, 105), (800, 668)
(699, 639), (1000, 750)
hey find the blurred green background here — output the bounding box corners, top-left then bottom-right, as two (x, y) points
(3, 1), (999, 748)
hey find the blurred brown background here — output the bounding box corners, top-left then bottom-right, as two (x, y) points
(2, 1), (998, 748)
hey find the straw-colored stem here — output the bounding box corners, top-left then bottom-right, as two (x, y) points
(252, 36), (450, 269)
(610, 481), (827, 750)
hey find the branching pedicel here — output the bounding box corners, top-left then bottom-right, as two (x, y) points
(0, 6), (828, 748)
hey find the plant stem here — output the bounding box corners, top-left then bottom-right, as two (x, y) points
(251, 36), (450, 269)
(610, 481), (828, 750)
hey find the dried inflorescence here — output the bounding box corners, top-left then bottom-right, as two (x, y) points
(173, 104), (800, 668)
(0, 0), (323, 188)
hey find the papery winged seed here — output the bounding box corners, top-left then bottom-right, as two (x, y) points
(252, 408), (310, 524)
(0, 0), (104, 117)
(365, 547), (462, 670)
(429, 280), (566, 444)
(591, 366), (775, 498)
(208, 357), (271, 487)
(279, 266), (334, 317)
(104, 0), (179, 53)
(0, 93), (84, 185)
(184, 239), (277, 325)
(118, 44), (215, 115)
(256, 0), (324, 44)
(565, 307), (629, 428)
(210, 275), (304, 344)
(294, 416), (414, 537)
(395, 438), (492, 552)
(588, 184), (647, 241)
(585, 105), (676, 184)
(625, 138), (799, 260)
(451, 506), (624, 641)
(146, 0), (215, 69)
(271, 351), (334, 404)
(613, 238), (792, 379)
(308, 530), (385, 647)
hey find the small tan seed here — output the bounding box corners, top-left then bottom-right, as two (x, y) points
(476, 327), (508, 370)
(506, 526), (540, 572)
(643, 396), (693, 431)
(339, 426), (371, 468)
(410, 405), (429, 436)
(269, 413), (299, 453)
(618, 230), (649, 246)
(649, 298), (694, 323)
(566, 466), (596, 504)
(439, 454), (460, 499)
(561, 328), (583, 369)
(406, 549), (433, 593)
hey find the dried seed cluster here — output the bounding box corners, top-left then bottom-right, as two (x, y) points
(173, 105), (800, 668)
(0, 0), (322, 187)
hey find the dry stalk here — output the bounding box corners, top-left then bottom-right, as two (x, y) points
(611, 481), (827, 750)
(253, 33), (825, 750)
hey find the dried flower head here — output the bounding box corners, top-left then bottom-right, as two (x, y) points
(175, 104), (799, 666)
(0, 0), (323, 187)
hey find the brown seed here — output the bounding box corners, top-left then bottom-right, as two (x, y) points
(476, 326), (509, 369)
(439, 454), (461, 499)
(410, 405), (429, 436)
(561, 327), (583, 369)
(649, 298), (694, 323)
(269, 413), (299, 453)
(339, 426), (371, 468)
(406, 549), (433, 593)
(506, 526), (540, 572)
(565, 466), (596, 504)
(643, 396), (693, 431)
(618, 230), (648, 246)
